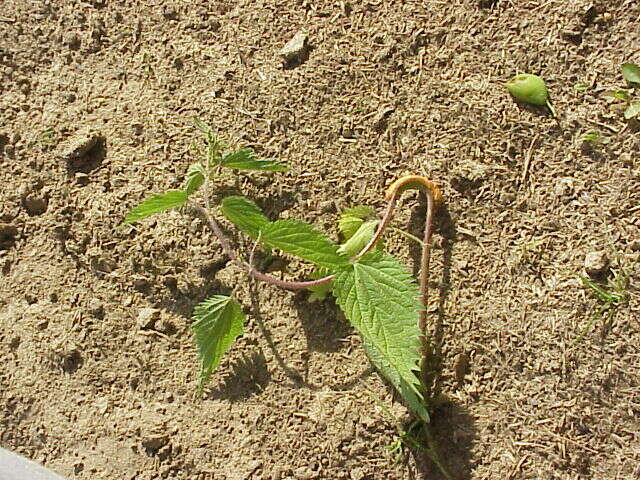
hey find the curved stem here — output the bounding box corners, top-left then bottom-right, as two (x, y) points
(191, 202), (334, 290)
(353, 194), (398, 262)
(350, 175), (440, 389)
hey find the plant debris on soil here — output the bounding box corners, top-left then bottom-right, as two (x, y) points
(1, 1), (639, 479)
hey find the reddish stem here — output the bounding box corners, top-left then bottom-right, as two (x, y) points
(192, 202), (334, 290)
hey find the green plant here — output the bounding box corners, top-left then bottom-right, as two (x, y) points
(578, 271), (629, 341)
(580, 130), (610, 144)
(123, 120), (443, 429)
(505, 73), (556, 116)
(608, 63), (640, 120)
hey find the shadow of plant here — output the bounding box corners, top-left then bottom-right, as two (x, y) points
(412, 399), (477, 480)
(206, 350), (271, 402)
(292, 293), (351, 353)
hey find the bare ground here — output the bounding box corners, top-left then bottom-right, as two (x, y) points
(1, 1), (639, 479)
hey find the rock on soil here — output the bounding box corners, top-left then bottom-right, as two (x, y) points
(279, 32), (309, 66)
(584, 251), (609, 277)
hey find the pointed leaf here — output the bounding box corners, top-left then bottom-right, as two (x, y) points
(362, 337), (429, 423)
(624, 101), (640, 120)
(194, 118), (225, 166)
(184, 162), (206, 196)
(123, 190), (188, 224)
(192, 295), (245, 390)
(221, 196), (271, 240)
(261, 220), (348, 269)
(338, 220), (379, 257)
(621, 63), (640, 87)
(338, 205), (375, 241)
(608, 89), (630, 101)
(221, 148), (288, 172)
(333, 252), (424, 397)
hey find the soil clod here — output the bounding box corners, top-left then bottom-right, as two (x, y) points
(58, 130), (101, 165)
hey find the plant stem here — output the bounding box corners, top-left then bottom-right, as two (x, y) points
(418, 189), (436, 388)
(353, 195), (398, 261)
(191, 202), (334, 290)
(389, 227), (424, 247)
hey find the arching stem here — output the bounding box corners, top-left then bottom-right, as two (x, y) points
(191, 202), (334, 290)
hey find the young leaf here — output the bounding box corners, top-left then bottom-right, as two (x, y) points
(621, 63), (640, 87)
(608, 89), (630, 101)
(221, 148), (288, 172)
(220, 196), (271, 240)
(624, 101), (640, 120)
(123, 190), (188, 224)
(261, 220), (348, 269)
(338, 205), (375, 241)
(194, 117), (225, 167)
(338, 220), (379, 257)
(184, 162), (206, 196)
(307, 267), (334, 302)
(581, 130), (609, 144)
(333, 252), (424, 397)
(192, 295), (245, 390)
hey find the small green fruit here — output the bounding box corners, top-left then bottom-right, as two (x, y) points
(505, 73), (549, 106)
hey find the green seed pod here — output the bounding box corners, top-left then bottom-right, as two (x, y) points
(505, 73), (549, 106)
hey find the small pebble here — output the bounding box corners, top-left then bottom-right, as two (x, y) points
(62, 31), (81, 50)
(584, 251), (609, 277)
(318, 200), (336, 213)
(279, 32), (309, 66)
(137, 308), (160, 330)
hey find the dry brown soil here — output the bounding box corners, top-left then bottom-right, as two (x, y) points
(1, 1), (639, 479)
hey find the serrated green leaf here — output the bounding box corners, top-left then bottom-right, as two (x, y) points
(184, 162), (206, 196)
(192, 295), (245, 390)
(624, 101), (640, 120)
(221, 148), (288, 172)
(338, 216), (364, 241)
(261, 220), (347, 269)
(333, 253), (424, 400)
(621, 63), (640, 87)
(338, 205), (375, 241)
(338, 220), (378, 257)
(362, 337), (429, 423)
(123, 190), (188, 224)
(194, 117), (211, 135)
(220, 196), (271, 240)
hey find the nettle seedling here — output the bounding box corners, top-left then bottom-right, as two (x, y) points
(123, 120), (443, 430)
(611, 63), (640, 120)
